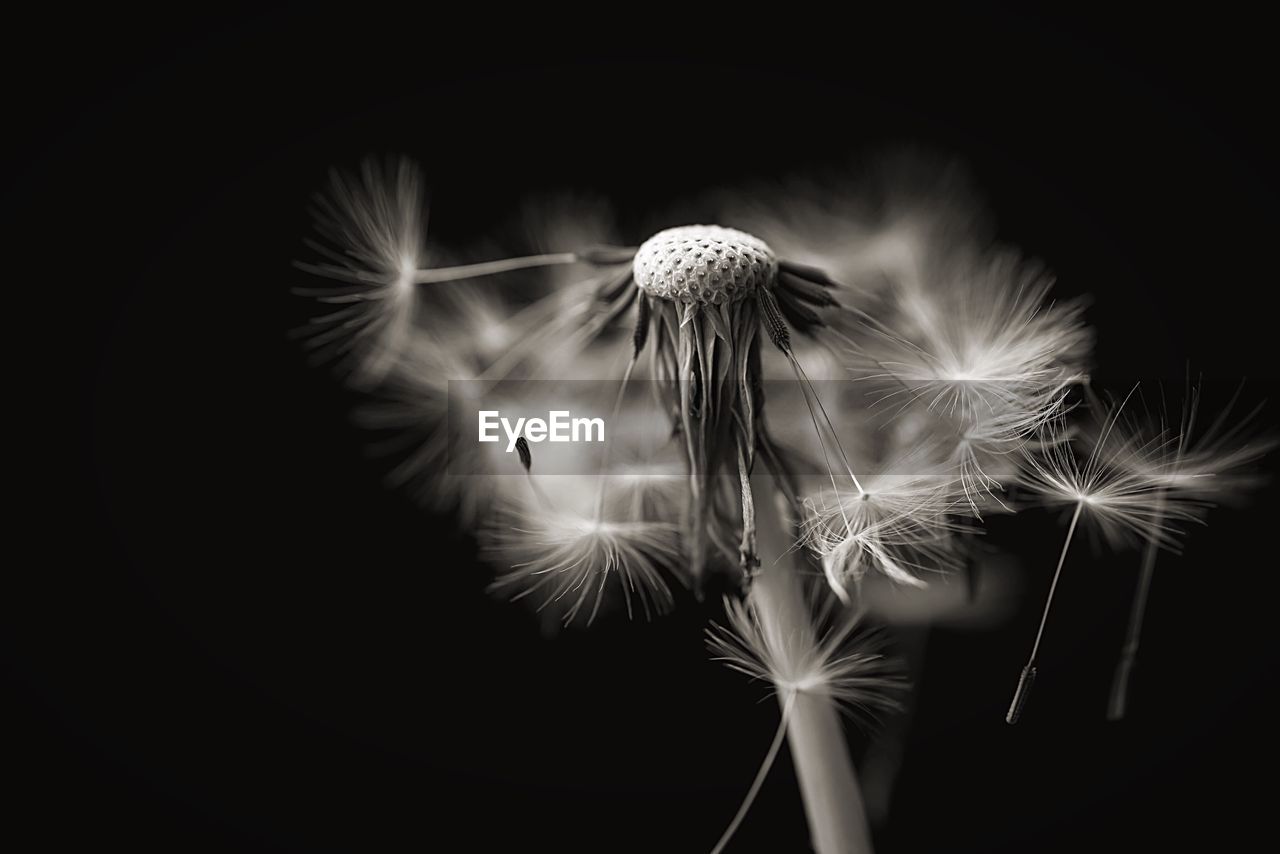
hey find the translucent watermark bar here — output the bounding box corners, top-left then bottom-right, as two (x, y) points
(445, 379), (1066, 477)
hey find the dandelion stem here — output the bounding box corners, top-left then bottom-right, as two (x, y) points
(1008, 500), (1083, 724)
(750, 475), (875, 854)
(709, 691), (796, 854)
(1107, 492), (1166, 721)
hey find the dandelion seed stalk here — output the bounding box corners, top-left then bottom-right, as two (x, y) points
(1008, 500), (1082, 724)
(409, 252), (576, 283)
(710, 691), (796, 854)
(1107, 493), (1165, 721)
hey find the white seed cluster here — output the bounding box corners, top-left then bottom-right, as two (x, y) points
(632, 225), (777, 304)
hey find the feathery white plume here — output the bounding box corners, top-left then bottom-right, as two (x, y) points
(485, 498), (682, 625)
(294, 157), (426, 385)
(799, 472), (967, 598)
(1124, 383), (1273, 503)
(1019, 394), (1205, 551)
(707, 593), (905, 720)
(850, 250), (1089, 506)
(1008, 387), (1208, 724)
(1106, 382), (1273, 719)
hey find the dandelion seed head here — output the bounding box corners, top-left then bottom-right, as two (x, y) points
(632, 225), (776, 304)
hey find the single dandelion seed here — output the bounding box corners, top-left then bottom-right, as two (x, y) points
(708, 593), (906, 717)
(294, 158), (636, 387)
(1006, 387), (1203, 723)
(292, 157), (427, 385)
(706, 591), (904, 853)
(1019, 389), (1203, 550)
(800, 471), (968, 597)
(1106, 381), (1273, 720)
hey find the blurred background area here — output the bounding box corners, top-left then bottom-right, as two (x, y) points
(8, 8), (1279, 852)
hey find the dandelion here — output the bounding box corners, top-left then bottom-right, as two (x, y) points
(799, 471), (967, 597)
(1106, 382), (1273, 719)
(846, 249), (1090, 506)
(1019, 391), (1202, 550)
(1006, 388), (1204, 723)
(294, 159), (978, 852)
(630, 224), (860, 589)
(876, 251), (1089, 408)
(295, 154), (1267, 849)
(330, 210), (854, 613)
(293, 157), (427, 386)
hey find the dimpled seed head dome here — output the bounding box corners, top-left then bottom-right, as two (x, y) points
(632, 225), (777, 304)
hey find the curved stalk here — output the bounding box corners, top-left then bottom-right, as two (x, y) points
(710, 692), (796, 854)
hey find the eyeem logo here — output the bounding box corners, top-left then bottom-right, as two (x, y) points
(478, 410), (605, 453)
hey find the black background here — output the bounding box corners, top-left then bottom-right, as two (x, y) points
(10, 8), (1279, 852)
